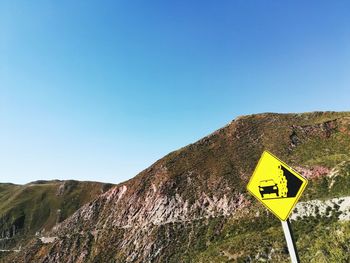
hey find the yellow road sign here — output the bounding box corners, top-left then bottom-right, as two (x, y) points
(247, 151), (308, 221)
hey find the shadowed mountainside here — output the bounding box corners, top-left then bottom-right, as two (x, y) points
(0, 180), (114, 259)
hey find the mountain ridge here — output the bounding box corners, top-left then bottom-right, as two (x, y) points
(3, 111), (350, 262)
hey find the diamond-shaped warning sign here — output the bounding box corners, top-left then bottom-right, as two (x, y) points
(247, 151), (308, 221)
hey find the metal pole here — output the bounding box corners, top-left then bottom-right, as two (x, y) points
(281, 219), (300, 263)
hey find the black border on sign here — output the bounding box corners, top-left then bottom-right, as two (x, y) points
(246, 150), (308, 221)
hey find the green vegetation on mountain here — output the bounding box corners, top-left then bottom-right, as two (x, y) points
(2, 111), (350, 262)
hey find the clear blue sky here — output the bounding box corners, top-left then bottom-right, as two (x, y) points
(1, 1), (349, 184)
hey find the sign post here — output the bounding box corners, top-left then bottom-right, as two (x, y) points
(247, 151), (308, 263)
(281, 219), (300, 263)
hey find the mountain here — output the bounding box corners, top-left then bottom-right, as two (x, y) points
(3, 111), (350, 262)
(0, 180), (113, 260)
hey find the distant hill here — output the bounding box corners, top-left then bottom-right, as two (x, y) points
(0, 180), (113, 260)
(3, 111), (350, 262)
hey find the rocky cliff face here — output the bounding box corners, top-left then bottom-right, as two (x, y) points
(4, 111), (350, 262)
